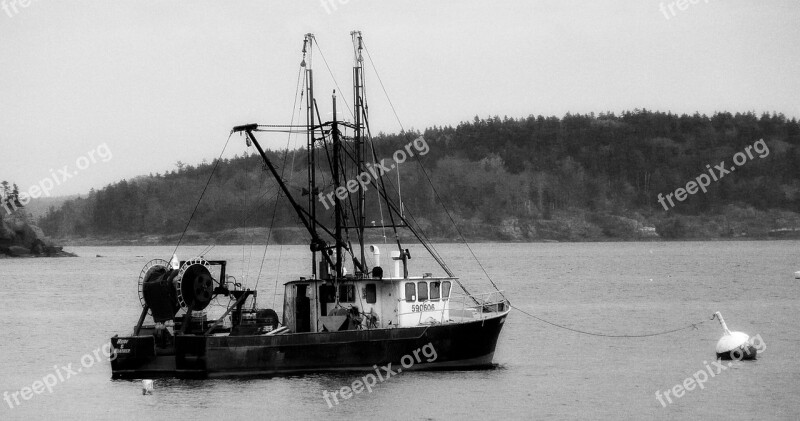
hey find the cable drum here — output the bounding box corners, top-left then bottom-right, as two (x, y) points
(175, 257), (215, 312)
(138, 259), (171, 309)
(140, 259), (179, 323)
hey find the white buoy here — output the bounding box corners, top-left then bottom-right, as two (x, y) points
(712, 312), (757, 360)
(794, 270), (800, 279)
(142, 379), (154, 395)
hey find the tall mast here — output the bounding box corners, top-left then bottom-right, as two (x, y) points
(352, 30), (367, 273)
(235, 33), (460, 286)
(351, 31), (408, 278)
(332, 91), (343, 279)
(303, 33), (318, 278)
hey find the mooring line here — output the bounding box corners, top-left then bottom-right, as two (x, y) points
(511, 305), (707, 338)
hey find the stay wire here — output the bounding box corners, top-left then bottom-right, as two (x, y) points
(312, 38), (354, 119)
(256, 64), (304, 292)
(272, 244), (284, 310)
(363, 41), (504, 298)
(357, 69), (454, 283)
(172, 132), (233, 257)
(360, 42), (456, 269)
(254, 189), (281, 292)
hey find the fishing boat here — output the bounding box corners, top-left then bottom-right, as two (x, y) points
(110, 32), (510, 379)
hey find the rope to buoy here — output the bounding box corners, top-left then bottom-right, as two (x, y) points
(511, 305), (708, 338)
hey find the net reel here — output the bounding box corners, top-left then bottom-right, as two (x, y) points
(175, 257), (215, 312)
(138, 259), (171, 309)
(138, 257), (216, 323)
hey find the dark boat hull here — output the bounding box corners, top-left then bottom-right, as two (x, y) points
(111, 312), (508, 379)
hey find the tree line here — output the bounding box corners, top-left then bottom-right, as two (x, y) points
(37, 110), (800, 241)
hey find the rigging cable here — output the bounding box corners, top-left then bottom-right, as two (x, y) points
(254, 189), (281, 294)
(358, 45), (460, 279)
(313, 38), (355, 120)
(288, 68), (305, 185)
(360, 115), (455, 281)
(256, 64), (305, 295)
(363, 41), (505, 299)
(363, 125), (388, 245)
(358, 44), (452, 272)
(172, 132), (233, 256)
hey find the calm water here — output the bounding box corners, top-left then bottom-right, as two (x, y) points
(1, 241), (799, 420)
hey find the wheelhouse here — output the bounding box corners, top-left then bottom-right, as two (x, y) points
(282, 275), (457, 332)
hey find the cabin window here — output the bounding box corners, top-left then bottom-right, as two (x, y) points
(320, 285), (336, 302)
(417, 282), (428, 301)
(430, 281), (440, 300)
(320, 285), (336, 314)
(442, 281), (451, 300)
(339, 285), (355, 302)
(404, 283), (416, 302)
(365, 284), (377, 304)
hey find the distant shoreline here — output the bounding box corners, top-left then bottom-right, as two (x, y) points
(51, 233), (800, 247)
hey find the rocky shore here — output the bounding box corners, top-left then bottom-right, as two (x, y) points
(0, 210), (76, 258)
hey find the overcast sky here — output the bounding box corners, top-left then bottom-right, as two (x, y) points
(1, 0), (798, 197)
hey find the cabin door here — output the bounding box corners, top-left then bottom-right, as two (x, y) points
(295, 285), (311, 333)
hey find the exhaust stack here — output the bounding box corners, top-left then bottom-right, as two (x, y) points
(370, 245), (381, 267)
(390, 250), (401, 279)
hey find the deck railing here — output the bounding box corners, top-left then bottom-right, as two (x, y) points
(396, 290), (510, 325)
(446, 290), (509, 321)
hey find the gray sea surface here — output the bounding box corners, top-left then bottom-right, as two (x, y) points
(1, 241), (798, 420)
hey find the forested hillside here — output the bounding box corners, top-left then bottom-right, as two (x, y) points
(37, 110), (800, 243)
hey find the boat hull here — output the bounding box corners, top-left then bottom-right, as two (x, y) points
(111, 311), (508, 379)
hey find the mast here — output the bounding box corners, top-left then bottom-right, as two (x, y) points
(332, 91), (343, 279)
(234, 33), (471, 291)
(352, 31), (367, 272)
(350, 31), (408, 278)
(303, 33), (318, 278)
